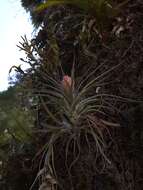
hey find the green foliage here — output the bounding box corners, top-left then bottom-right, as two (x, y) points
(21, 0), (130, 30)
(35, 0), (130, 30)
(0, 86), (36, 190)
(0, 107), (33, 143)
(0, 86), (34, 158)
(0, 87), (17, 108)
(36, 0), (113, 17)
(35, 0), (130, 14)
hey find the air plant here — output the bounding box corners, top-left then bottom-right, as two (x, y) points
(29, 60), (136, 189)
(17, 35), (139, 190)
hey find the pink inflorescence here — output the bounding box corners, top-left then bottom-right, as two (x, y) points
(61, 75), (72, 90)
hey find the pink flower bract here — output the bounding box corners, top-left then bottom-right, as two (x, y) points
(61, 75), (72, 90)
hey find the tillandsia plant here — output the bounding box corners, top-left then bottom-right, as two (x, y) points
(29, 60), (139, 189)
(16, 35), (141, 190)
